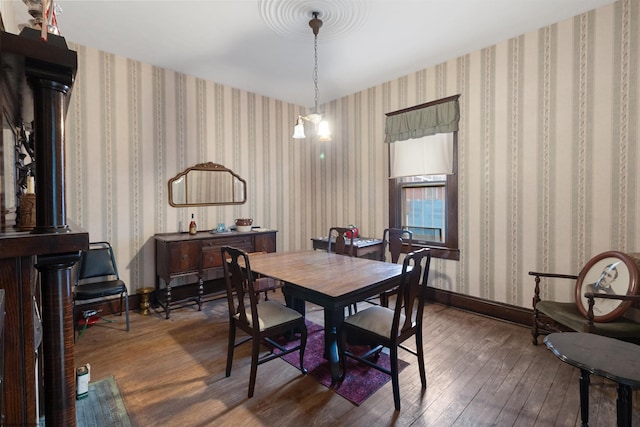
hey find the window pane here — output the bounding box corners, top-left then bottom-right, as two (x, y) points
(401, 175), (446, 243)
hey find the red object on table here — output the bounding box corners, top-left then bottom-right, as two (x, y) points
(345, 226), (359, 239)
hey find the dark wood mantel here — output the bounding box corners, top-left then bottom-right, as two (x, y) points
(0, 29), (88, 426)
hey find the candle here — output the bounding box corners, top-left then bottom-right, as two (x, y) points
(26, 176), (35, 194)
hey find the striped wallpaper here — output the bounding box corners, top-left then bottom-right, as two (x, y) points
(3, 0), (639, 310)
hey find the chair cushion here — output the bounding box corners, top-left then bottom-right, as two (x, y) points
(235, 300), (302, 331)
(344, 305), (406, 338)
(537, 301), (640, 341)
(75, 280), (127, 299)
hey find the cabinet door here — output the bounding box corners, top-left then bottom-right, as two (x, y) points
(254, 233), (276, 253)
(168, 241), (201, 274)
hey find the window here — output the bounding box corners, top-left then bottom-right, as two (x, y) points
(401, 175), (446, 242)
(389, 136), (459, 260)
(386, 96), (460, 260)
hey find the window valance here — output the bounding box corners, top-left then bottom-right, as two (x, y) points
(384, 97), (460, 143)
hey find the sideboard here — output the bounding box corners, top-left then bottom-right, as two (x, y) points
(155, 229), (277, 318)
(311, 236), (383, 259)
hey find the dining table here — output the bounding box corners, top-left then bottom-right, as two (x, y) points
(246, 250), (405, 382)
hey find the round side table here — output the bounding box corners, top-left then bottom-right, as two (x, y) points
(137, 287), (155, 315)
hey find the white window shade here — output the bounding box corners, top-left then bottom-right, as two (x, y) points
(390, 132), (453, 178)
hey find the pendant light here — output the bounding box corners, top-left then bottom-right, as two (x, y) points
(293, 12), (331, 142)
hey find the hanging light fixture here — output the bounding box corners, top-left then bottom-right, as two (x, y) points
(293, 11), (331, 142)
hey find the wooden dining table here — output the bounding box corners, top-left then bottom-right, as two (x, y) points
(246, 250), (405, 382)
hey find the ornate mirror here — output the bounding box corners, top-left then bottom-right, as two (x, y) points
(168, 162), (247, 207)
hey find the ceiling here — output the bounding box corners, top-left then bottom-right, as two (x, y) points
(14, 0), (616, 108)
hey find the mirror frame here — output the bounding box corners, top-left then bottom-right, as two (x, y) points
(168, 162), (247, 207)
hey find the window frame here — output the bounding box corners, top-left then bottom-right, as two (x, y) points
(387, 98), (460, 261)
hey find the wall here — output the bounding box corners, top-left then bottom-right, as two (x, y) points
(321, 0), (639, 308)
(3, 0), (639, 310)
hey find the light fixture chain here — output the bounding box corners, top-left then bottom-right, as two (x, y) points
(313, 33), (319, 113)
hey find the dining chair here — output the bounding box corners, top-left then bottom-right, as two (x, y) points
(327, 226), (354, 256)
(339, 247), (431, 411)
(221, 246), (307, 398)
(327, 226), (357, 314)
(73, 241), (129, 341)
(379, 228), (413, 307)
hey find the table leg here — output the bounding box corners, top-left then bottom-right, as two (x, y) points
(324, 308), (344, 384)
(283, 291), (305, 340)
(579, 368), (590, 427)
(285, 291), (306, 316)
(616, 384), (632, 427)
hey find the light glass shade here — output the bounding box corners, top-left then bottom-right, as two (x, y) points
(317, 120), (331, 141)
(292, 118), (306, 139)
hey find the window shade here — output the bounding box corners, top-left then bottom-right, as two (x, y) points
(390, 132), (453, 178)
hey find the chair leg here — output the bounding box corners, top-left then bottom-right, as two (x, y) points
(124, 292), (130, 332)
(248, 338), (260, 398)
(532, 311), (541, 345)
(299, 322), (308, 374)
(226, 324), (236, 377)
(390, 345), (401, 411)
(380, 292), (389, 308)
(347, 303), (358, 316)
(416, 330), (426, 388)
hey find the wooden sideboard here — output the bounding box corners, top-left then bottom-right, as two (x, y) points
(155, 229), (277, 318)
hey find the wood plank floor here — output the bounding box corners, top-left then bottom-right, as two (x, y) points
(74, 294), (640, 426)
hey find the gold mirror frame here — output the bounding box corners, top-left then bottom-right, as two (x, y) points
(168, 162), (247, 207)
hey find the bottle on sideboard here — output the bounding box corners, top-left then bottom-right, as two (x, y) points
(189, 213), (197, 235)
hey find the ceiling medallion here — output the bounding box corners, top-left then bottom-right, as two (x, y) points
(260, 0), (369, 41)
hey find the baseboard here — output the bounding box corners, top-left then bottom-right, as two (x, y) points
(74, 279), (225, 322)
(80, 282), (535, 331)
(425, 287), (533, 328)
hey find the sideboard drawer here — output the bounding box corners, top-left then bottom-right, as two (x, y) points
(201, 236), (253, 269)
(168, 241), (201, 274)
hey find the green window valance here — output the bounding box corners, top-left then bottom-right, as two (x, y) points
(384, 97), (460, 143)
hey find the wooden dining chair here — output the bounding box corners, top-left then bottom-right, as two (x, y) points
(327, 226), (354, 256)
(221, 246), (307, 398)
(328, 227), (358, 314)
(339, 248), (431, 411)
(379, 228), (413, 307)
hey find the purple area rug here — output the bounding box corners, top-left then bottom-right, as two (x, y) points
(273, 321), (409, 406)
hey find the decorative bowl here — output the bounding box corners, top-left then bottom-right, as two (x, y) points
(236, 225), (252, 232)
(235, 218), (253, 226)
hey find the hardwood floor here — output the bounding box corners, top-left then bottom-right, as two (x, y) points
(74, 294), (639, 426)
